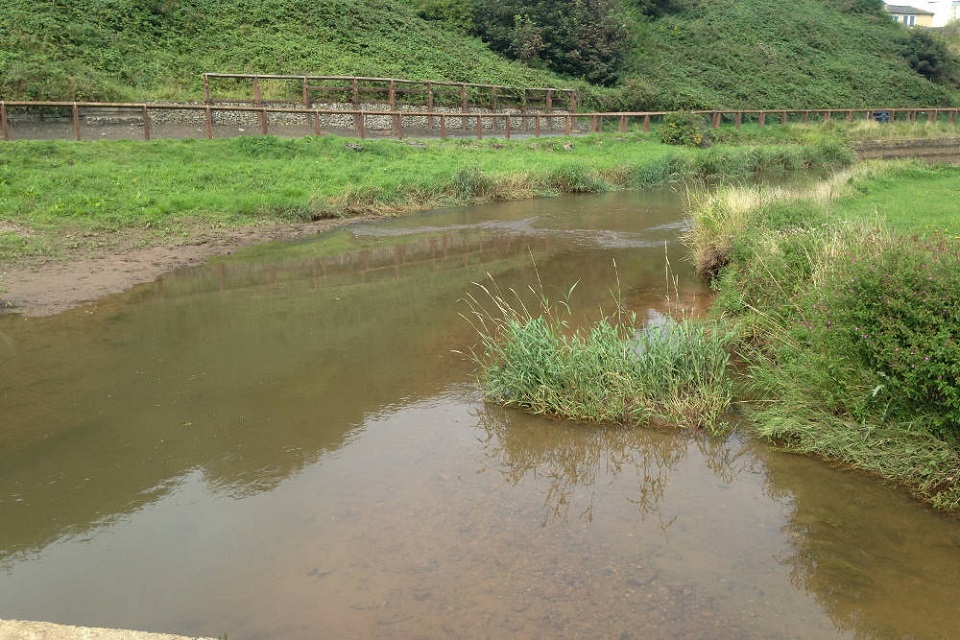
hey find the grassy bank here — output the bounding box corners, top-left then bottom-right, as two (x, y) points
(685, 161), (960, 510)
(0, 131), (852, 262)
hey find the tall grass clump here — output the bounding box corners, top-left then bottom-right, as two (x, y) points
(462, 276), (734, 433)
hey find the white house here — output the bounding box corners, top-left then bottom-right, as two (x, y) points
(887, 1), (960, 26)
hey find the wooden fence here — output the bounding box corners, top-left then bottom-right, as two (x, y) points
(201, 73), (578, 113)
(2, 101), (958, 142)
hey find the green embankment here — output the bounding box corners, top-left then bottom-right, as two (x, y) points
(0, 0), (571, 102)
(624, 0), (954, 110)
(469, 154), (960, 511)
(0, 0), (955, 110)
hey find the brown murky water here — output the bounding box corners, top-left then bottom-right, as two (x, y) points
(2, 191), (960, 639)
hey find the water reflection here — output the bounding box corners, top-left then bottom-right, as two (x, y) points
(765, 450), (960, 639)
(476, 404), (755, 526)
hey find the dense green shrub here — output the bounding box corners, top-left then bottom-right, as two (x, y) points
(898, 28), (960, 86)
(660, 112), (712, 147)
(797, 233), (960, 442)
(474, 0), (629, 85)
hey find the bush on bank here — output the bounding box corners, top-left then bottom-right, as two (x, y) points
(685, 163), (960, 510)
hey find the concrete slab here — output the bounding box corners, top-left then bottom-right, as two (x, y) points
(0, 620), (217, 640)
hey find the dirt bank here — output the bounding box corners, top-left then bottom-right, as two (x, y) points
(0, 216), (377, 317)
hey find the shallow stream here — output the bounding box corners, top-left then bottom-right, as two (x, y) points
(2, 191), (959, 639)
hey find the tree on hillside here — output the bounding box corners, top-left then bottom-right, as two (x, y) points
(474, 0), (629, 85)
(899, 28), (960, 86)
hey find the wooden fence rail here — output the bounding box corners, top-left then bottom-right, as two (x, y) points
(201, 73), (578, 114)
(1, 101), (958, 142)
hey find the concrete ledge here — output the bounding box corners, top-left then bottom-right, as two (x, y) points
(0, 620), (217, 640)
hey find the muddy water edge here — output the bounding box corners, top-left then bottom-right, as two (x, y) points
(1, 190), (959, 639)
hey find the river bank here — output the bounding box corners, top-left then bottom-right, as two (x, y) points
(0, 130), (852, 316)
(0, 217), (376, 316)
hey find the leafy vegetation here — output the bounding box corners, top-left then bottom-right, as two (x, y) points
(898, 28), (960, 84)
(684, 162), (960, 509)
(659, 111), (712, 147)
(622, 0), (957, 110)
(473, 0), (629, 85)
(2, 0), (958, 110)
(0, 0), (572, 102)
(463, 277), (733, 432)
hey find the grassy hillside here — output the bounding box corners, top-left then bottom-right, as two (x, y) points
(0, 0), (955, 108)
(0, 0), (572, 102)
(623, 0), (955, 109)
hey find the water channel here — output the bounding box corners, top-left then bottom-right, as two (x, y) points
(2, 191), (960, 639)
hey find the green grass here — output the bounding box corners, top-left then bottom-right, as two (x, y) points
(684, 162), (960, 510)
(0, 132), (852, 261)
(835, 161), (960, 234)
(462, 276), (735, 433)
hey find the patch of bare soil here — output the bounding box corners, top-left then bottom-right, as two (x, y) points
(0, 216), (377, 317)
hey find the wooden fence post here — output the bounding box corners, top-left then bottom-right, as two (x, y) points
(205, 106), (213, 139)
(203, 74), (211, 104)
(142, 105), (151, 141)
(643, 114), (650, 132)
(427, 82), (434, 130)
(72, 102), (81, 140)
(1, 101), (9, 141)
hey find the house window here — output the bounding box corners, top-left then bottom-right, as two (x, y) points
(907, 14), (916, 25)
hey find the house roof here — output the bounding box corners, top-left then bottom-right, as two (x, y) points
(884, 4), (935, 14)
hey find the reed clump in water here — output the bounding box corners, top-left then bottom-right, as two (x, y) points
(462, 276), (734, 434)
